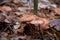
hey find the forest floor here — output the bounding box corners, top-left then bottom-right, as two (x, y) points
(0, 0), (60, 40)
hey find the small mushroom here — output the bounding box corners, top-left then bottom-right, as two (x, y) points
(20, 14), (49, 30)
(30, 18), (49, 30)
(20, 14), (37, 22)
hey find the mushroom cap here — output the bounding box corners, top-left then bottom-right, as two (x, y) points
(20, 14), (38, 22)
(20, 14), (49, 30)
(37, 18), (49, 30)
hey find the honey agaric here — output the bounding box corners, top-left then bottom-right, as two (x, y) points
(20, 14), (37, 22)
(30, 18), (49, 30)
(20, 14), (49, 30)
(40, 18), (49, 29)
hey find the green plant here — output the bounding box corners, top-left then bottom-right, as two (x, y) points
(34, 0), (38, 15)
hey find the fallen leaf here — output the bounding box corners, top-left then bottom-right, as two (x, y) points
(54, 8), (60, 15)
(54, 25), (60, 31)
(14, 25), (20, 29)
(0, 6), (12, 12)
(0, 0), (4, 3)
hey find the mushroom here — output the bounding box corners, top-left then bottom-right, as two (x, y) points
(20, 14), (49, 30)
(20, 14), (37, 22)
(30, 18), (49, 30)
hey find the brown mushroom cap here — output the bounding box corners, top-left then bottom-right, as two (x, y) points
(20, 14), (49, 30)
(30, 18), (49, 30)
(20, 14), (38, 22)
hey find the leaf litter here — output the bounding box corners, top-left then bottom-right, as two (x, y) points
(0, 0), (60, 40)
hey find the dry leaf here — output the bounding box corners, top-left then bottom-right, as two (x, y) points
(54, 8), (60, 15)
(14, 25), (20, 29)
(0, 6), (12, 12)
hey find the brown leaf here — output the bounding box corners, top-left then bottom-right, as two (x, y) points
(54, 8), (60, 15)
(0, 6), (12, 12)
